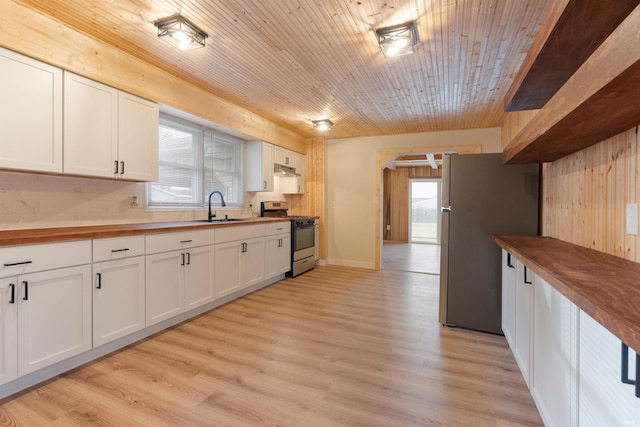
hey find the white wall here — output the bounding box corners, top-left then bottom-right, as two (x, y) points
(326, 127), (502, 269)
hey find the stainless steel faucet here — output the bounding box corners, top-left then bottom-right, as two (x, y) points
(208, 191), (226, 221)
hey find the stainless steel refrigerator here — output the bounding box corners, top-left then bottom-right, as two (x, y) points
(438, 153), (539, 334)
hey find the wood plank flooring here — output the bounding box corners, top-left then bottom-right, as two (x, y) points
(0, 266), (542, 426)
(382, 243), (441, 275)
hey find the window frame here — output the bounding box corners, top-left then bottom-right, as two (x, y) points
(146, 113), (244, 209)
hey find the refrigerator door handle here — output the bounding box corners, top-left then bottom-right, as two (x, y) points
(441, 206), (452, 213)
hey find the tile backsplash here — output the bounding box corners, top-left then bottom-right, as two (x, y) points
(0, 171), (266, 230)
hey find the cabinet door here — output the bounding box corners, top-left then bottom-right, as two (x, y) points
(501, 250), (517, 349)
(0, 47), (62, 173)
(93, 257), (145, 347)
(277, 233), (292, 275)
(579, 310), (640, 426)
(17, 265), (92, 376)
(214, 241), (242, 299)
(514, 260), (533, 387)
(265, 235), (281, 280)
(531, 277), (578, 427)
(274, 146), (293, 166)
(241, 237), (265, 288)
(145, 250), (184, 326)
(118, 92), (159, 181)
(0, 278), (18, 386)
(184, 245), (215, 310)
(245, 141), (274, 191)
(295, 153), (305, 193)
(63, 72), (118, 178)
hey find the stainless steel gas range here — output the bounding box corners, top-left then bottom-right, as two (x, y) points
(261, 201), (316, 277)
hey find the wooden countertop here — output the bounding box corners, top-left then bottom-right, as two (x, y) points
(0, 217), (290, 247)
(493, 235), (640, 353)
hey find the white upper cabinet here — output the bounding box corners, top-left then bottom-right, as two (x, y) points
(117, 91), (159, 181)
(64, 72), (159, 181)
(0, 47), (62, 173)
(274, 146), (295, 167)
(63, 72), (118, 178)
(245, 141), (274, 192)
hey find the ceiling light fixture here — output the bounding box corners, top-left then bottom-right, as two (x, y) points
(312, 119), (334, 131)
(155, 15), (208, 51)
(375, 21), (418, 58)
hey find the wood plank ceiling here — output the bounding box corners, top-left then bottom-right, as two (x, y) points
(12, 0), (552, 139)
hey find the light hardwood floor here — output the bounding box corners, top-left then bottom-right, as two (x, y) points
(0, 266), (542, 426)
(382, 243), (441, 274)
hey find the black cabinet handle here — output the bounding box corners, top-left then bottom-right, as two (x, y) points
(186, 252), (191, 265)
(241, 242), (248, 253)
(524, 266), (533, 285)
(120, 161), (125, 175)
(621, 342), (640, 397)
(507, 253), (515, 268)
(9, 283), (15, 304)
(22, 281), (28, 301)
(3, 260), (32, 267)
(180, 240), (193, 244)
(114, 160), (119, 174)
(181, 253), (185, 266)
(96, 272), (102, 289)
(111, 248), (129, 253)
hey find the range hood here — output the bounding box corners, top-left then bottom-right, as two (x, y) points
(274, 163), (299, 177)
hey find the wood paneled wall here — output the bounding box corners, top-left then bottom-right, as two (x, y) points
(286, 137), (326, 259)
(542, 126), (639, 260)
(383, 166), (442, 242)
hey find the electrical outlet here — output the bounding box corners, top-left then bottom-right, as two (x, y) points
(386, 225), (391, 230)
(626, 203), (638, 235)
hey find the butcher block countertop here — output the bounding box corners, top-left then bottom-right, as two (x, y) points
(493, 235), (640, 353)
(0, 217), (290, 247)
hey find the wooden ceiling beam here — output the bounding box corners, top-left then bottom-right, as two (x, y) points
(503, 4), (640, 164)
(504, 0), (640, 112)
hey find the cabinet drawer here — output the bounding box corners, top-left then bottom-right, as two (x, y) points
(265, 221), (290, 236)
(145, 229), (215, 254)
(0, 240), (91, 278)
(93, 235), (145, 262)
(215, 224), (265, 244)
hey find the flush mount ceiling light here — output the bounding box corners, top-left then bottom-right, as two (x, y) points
(375, 21), (418, 58)
(312, 119), (334, 131)
(155, 15), (208, 51)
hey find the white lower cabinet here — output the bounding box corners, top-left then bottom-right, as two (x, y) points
(514, 259), (533, 387)
(214, 224), (266, 299)
(17, 265), (92, 376)
(93, 257), (145, 347)
(501, 249), (517, 348)
(0, 279), (18, 386)
(145, 230), (215, 326)
(184, 245), (216, 311)
(531, 276), (578, 427)
(92, 236), (146, 347)
(579, 310), (640, 426)
(146, 250), (184, 326)
(145, 245), (215, 326)
(265, 222), (291, 280)
(0, 240), (92, 382)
